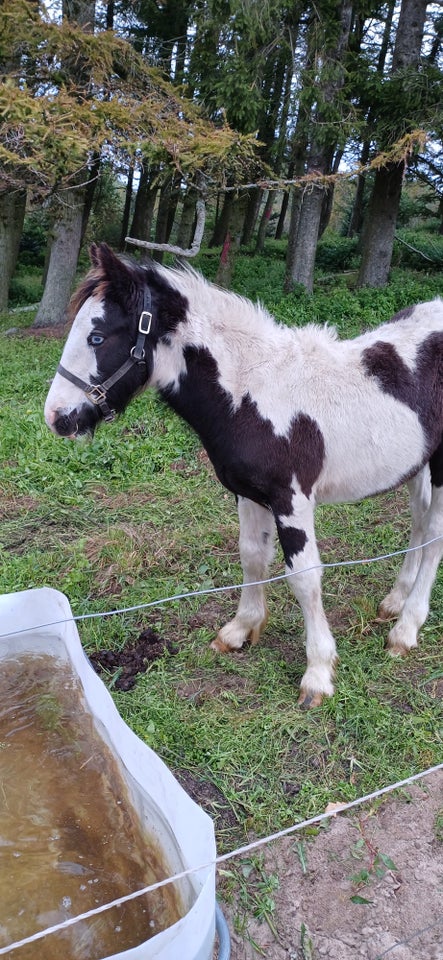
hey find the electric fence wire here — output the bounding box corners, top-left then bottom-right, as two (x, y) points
(1, 533), (443, 640)
(374, 915), (443, 958)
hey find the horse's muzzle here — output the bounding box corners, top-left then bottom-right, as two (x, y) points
(51, 409), (80, 438)
(48, 407), (96, 439)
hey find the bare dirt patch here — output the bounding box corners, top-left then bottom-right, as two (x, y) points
(219, 772), (443, 960)
(175, 768), (240, 840)
(11, 323), (72, 339)
(89, 626), (178, 690)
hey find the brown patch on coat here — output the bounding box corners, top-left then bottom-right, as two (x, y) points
(361, 332), (443, 458)
(165, 345), (325, 515)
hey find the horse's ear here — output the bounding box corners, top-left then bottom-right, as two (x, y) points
(89, 243), (101, 267)
(89, 242), (131, 283)
(89, 242), (118, 271)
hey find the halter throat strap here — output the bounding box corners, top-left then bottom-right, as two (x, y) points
(56, 288), (153, 423)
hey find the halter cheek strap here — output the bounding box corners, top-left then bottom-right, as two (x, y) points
(56, 290), (153, 423)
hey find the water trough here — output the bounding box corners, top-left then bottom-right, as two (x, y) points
(0, 587), (226, 960)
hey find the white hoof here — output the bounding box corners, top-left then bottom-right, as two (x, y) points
(378, 588), (405, 621)
(298, 662), (336, 709)
(386, 620), (418, 655)
(211, 611), (268, 653)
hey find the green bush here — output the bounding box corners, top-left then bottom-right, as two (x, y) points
(19, 210), (50, 267)
(315, 234), (359, 273)
(8, 265), (44, 307)
(270, 268), (443, 337)
(392, 230), (443, 270)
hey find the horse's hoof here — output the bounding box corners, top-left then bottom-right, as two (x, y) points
(386, 642), (410, 657)
(377, 605), (396, 622)
(247, 611), (269, 646)
(247, 625), (261, 645)
(210, 636), (232, 653)
(297, 689), (324, 710)
(378, 592), (404, 621)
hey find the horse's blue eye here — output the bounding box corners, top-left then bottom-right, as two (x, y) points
(89, 332), (104, 347)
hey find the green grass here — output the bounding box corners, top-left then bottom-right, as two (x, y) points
(1, 256), (443, 871)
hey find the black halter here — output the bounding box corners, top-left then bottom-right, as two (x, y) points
(56, 289), (153, 423)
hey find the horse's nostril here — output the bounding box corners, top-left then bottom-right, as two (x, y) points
(54, 410), (78, 437)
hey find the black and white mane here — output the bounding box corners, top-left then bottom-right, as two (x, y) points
(45, 243), (443, 707)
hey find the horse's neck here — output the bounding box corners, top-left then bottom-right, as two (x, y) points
(153, 276), (277, 393)
(178, 272), (269, 339)
(152, 278), (304, 457)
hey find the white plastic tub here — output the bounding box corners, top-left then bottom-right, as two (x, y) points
(0, 587), (216, 960)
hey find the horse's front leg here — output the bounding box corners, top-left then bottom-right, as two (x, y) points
(275, 497), (337, 709)
(212, 497), (275, 652)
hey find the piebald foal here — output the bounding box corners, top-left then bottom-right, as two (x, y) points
(44, 243), (443, 706)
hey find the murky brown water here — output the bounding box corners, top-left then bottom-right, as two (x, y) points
(0, 654), (185, 959)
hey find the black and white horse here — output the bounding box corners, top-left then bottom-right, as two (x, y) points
(45, 243), (443, 707)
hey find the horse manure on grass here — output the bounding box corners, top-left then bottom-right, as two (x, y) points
(89, 627), (178, 691)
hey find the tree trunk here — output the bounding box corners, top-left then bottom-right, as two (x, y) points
(33, 191), (85, 328)
(129, 165), (158, 261)
(357, 0), (428, 288)
(106, 0), (114, 29)
(283, 151), (307, 292)
(347, 141), (370, 237)
(175, 187), (198, 250)
(285, 183), (325, 293)
(241, 189), (262, 245)
(319, 149), (343, 238)
(274, 191), (289, 240)
(210, 191), (234, 247)
(80, 153), (100, 246)
(153, 178), (178, 264)
(275, 159), (295, 240)
(166, 181), (180, 242)
(119, 164), (134, 250)
(348, 0), (395, 240)
(357, 162), (405, 287)
(215, 194), (248, 288)
(0, 189), (26, 311)
(33, 0), (96, 324)
(255, 190), (276, 254)
(285, 0), (353, 292)
(273, 60), (296, 242)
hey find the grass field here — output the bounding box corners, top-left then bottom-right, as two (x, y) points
(1, 253), (443, 933)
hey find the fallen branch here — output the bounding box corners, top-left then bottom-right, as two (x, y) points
(126, 197), (206, 258)
(394, 233), (440, 263)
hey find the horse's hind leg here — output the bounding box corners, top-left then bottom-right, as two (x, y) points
(379, 467), (431, 620)
(212, 497), (275, 653)
(387, 452), (443, 654)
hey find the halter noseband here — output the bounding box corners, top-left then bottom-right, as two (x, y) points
(56, 290), (153, 423)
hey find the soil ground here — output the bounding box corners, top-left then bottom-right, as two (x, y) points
(219, 772), (443, 960)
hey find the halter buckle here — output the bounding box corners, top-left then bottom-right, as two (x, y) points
(86, 383), (108, 405)
(139, 310), (152, 335)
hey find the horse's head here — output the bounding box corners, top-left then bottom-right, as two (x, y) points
(44, 243), (186, 439)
